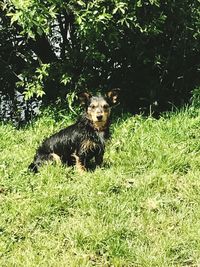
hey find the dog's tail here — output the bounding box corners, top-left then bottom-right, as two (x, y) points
(28, 151), (50, 173)
(28, 161), (39, 173)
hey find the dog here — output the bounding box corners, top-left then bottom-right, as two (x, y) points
(28, 89), (120, 173)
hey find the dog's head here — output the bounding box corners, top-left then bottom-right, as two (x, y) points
(78, 89), (120, 129)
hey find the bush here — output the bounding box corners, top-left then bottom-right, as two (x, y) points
(1, 0), (200, 114)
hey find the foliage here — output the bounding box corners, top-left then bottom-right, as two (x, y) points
(1, 0), (200, 112)
(16, 63), (50, 99)
(1, 106), (200, 265)
(190, 86), (200, 112)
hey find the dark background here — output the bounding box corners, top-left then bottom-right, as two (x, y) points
(0, 0), (199, 124)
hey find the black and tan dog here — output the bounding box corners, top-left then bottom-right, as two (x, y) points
(28, 89), (120, 173)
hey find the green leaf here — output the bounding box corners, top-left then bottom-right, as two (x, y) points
(77, 0), (85, 7)
(61, 74), (71, 85)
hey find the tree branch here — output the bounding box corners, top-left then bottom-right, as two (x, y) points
(27, 34), (58, 63)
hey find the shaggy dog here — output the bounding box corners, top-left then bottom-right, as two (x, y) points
(28, 89), (119, 173)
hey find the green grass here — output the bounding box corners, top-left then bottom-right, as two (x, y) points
(1, 107), (200, 266)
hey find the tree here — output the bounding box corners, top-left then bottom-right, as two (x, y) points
(1, 0), (200, 112)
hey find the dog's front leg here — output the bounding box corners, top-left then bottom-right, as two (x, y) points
(72, 152), (87, 172)
(95, 152), (104, 167)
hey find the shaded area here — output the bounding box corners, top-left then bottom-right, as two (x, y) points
(0, 92), (41, 127)
(0, 1), (199, 124)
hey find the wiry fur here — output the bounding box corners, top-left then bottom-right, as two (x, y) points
(28, 89), (119, 173)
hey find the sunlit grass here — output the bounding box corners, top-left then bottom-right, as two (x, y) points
(1, 107), (200, 266)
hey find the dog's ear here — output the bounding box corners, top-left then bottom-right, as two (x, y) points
(78, 92), (92, 106)
(107, 88), (120, 105)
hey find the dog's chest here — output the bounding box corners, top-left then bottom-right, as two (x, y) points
(80, 132), (105, 153)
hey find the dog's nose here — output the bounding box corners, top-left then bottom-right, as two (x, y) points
(97, 115), (103, 121)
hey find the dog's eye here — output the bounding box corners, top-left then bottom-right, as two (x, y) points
(103, 104), (109, 109)
(90, 105), (95, 109)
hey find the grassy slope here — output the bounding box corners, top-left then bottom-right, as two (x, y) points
(0, 108), (200, 266)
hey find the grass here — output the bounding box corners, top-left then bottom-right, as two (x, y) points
(1, 107), (200, 266)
